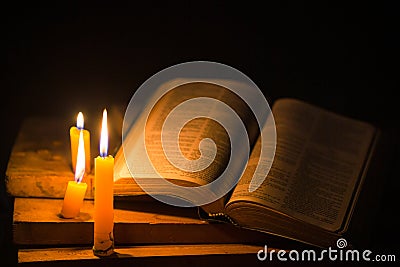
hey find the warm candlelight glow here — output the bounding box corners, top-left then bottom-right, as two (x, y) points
(77, 112), (84, 130)
(75, 130), (85, 183)
(100, 109), (108, 157)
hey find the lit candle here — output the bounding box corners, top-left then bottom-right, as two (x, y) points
(70, 112), (91, 174)
(61, 130), (88, 218)
(93, 109), (114, 257)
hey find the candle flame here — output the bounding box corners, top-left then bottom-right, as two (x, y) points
(75, 130), (85, 183)
(100, 109), (108, 157)
(77, 112), (84, 130)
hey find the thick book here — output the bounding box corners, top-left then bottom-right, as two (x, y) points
(113, 81), (380, 248)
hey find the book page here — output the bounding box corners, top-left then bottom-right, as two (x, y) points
(115, 81), (261, 200)
(227, 98), (376, 232)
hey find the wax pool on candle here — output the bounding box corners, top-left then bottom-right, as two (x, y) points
(70, 112), (91, 173)
(61, 130), (87, 219)
(93, 109), (114, 257)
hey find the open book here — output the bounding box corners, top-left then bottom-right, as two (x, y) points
(113, 81), (379, 248)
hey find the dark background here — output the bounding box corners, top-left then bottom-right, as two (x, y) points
(1, 2), (399, 266)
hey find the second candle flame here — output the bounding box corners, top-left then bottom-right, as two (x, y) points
(77, 112), (84, 130)
(75, 130), (85, 183)
(100, 109), (108, 157)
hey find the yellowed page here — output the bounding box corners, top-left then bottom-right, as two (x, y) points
(114, 81), (260, 196)
(228, 98), (376, 232)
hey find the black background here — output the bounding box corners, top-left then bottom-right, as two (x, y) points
(1, 2), (399, 266)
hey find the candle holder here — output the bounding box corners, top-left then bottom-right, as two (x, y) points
(93, 232), (114, 257)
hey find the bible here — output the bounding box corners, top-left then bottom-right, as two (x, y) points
(113, 80), (379, 248)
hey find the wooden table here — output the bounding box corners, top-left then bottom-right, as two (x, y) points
(5, 116), (299, 266)
(12, 196), (290, 266)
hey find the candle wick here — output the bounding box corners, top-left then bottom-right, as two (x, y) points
(75, 169), (85, 184)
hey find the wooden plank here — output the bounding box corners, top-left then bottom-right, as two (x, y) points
(5, 113), (145, 199)
(13, 197), (278, 246)
(5, 117), (94, 198)
(18, 244), (265, 267)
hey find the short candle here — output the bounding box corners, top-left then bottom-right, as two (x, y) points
(61, 130), (87, 219)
